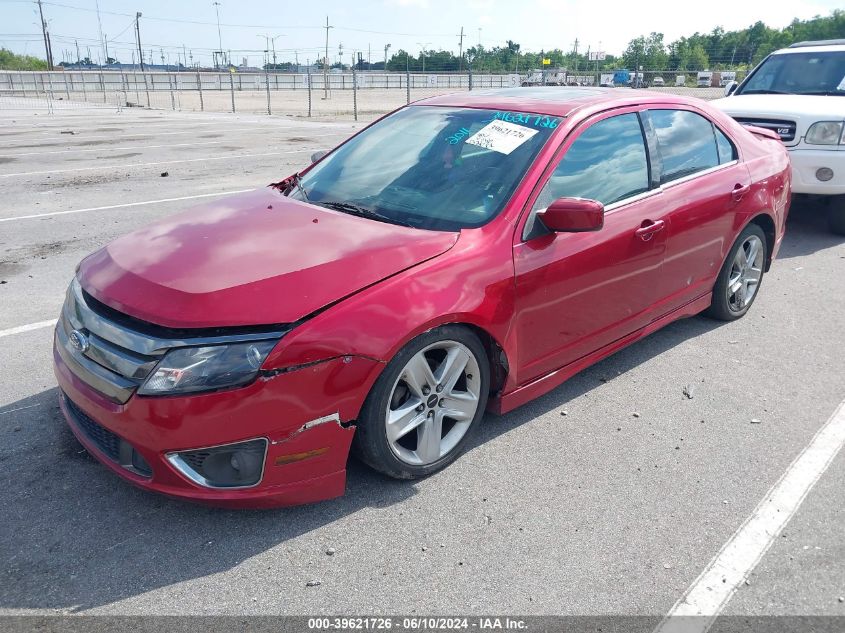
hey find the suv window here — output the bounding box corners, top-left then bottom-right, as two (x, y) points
(738, 50), (845, 96)
(533, 113), (649, 209)
(650, 110), (720, 183)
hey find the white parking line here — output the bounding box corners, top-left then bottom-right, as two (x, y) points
(3, 140), (224, 157)
(0, 319), (57, 339)
(0, 189), (255, 223)
(0, 149), (310, 179)
(5, 127), (269, 143)
(655, 399), (845, 633)
(3, 129), (347, 148)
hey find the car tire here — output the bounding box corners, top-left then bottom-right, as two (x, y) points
(827, 195), (845, 236)
(706, 223), (767, 321)
(352, 325), (490, 480)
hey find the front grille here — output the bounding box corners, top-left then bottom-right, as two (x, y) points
(732, 117), (796, 142)
(63, 393), (152, 477)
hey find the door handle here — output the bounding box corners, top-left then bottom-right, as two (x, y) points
(732, 183), (751, 201)
(635, 219), (665, 241)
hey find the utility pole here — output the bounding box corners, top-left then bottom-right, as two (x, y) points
(46, 26), (54, 70)
(104, 34), (109, 64)
(368, 44), (371, 70)
(36, 0), (53, 70)
(95, 0), (106, 65)
(135, 13), (144, 71)
(457, 27), (464, 71)
(417, 42), (431, 72)
(323, 16), (333, 98)
(213, 1), (224, 68)
(572, 38), (579, 73)
(338, 42), (343, 67)
(75, 39), (81, 65)
(384, 43), (391, 70)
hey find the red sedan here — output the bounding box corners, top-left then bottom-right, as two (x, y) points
(53, 88), (790, 507)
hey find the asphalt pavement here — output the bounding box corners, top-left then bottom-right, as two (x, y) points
(0, 106), (842, 618)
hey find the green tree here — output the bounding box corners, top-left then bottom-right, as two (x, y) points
(0, 48), (48, 70)
(622, 33), (668, 70)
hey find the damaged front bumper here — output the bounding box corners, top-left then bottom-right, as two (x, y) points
(54, 343), (383, 508)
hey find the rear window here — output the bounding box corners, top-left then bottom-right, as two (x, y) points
(649, 110), (720, 184)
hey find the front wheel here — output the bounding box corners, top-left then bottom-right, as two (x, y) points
(706, 223), (767, 321)
(352, 325), (490, 479)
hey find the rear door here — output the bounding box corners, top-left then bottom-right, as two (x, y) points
(643, 108), (754, 310)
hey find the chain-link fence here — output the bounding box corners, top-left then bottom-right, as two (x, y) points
(0, 69), (737, 120)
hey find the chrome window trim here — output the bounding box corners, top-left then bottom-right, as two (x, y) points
(603, 189), (664, 214)
(165, 438), (269, 490)
(603, 160), (739, 216)
(659, 159), (739, 189)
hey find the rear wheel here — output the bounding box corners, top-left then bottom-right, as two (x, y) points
(353, 326), (489, 479)
(706, 224), (767, 321)
(827, 195), (845, 236)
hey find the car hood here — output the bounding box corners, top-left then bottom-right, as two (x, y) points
(711, 94), (844, 120)
(78, 188), (459, 328)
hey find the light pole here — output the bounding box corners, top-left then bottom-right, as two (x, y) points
(323, 16), (333, 99)
(256, 35), (269, 67)
(212, 1), (224, 68)
(417, 41), (431, 72)
(384, 43), (391, 70)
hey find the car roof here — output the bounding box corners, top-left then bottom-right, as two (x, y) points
(413, 87), (693, 118)
(777, 41), (845, 54)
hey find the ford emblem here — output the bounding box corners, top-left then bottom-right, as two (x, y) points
(69, 329), (90, 353)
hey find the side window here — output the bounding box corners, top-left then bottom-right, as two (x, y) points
(650, 109), (720, 184)
(714, 126), (737, 164)
(532, 113), (649, 210)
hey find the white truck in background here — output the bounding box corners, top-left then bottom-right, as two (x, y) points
(697, 71), (713, 87)
(719, 71), (737, 87)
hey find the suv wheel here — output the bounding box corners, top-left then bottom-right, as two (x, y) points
(827, 195), (845, 236)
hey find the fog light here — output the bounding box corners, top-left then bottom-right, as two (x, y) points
(167, 438), (268, 488)
(816, 167), (834, 182)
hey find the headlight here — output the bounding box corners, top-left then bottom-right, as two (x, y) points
(139, 340), (277, 396)
(805, 121), (844, 145)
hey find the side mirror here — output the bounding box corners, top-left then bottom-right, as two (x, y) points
(724, 81), (738, 97)
(538, 198), (604, 232)
(311, 150), (329, 163)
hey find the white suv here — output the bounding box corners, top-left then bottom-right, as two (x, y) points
(712, 40), (845, 234)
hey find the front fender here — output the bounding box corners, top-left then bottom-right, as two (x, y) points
(263, 227), (516, 391)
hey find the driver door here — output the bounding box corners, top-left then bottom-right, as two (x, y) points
(512, 110), (669, 384)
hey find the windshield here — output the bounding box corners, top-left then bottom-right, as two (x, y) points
(739, 50), (845, 96)
(290, 106), (561, 231)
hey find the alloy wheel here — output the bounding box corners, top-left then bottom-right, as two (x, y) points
(727, 234), (764, 312)
(385, 340), (482, 466)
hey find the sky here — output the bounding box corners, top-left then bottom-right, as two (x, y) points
(1, 0), (842, 67)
